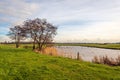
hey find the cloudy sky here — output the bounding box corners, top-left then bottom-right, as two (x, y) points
(0, 0), (120, 43)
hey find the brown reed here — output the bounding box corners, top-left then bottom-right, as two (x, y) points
(92, 55), (120, 66)
(41, 47), (58, 56)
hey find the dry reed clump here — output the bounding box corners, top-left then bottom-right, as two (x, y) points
(35, 47), (83, 61)
(42, 47), (74, 58)
(92, 55), (120, 66)
(41, 47), (58, 56)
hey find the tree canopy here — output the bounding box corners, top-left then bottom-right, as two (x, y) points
(8, 18), (57, 50)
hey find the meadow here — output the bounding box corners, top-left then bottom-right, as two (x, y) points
(56, 43), (120, 50)
(0, 44), (120, 80)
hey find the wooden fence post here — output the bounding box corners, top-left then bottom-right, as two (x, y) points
(77, 52), (80, 60)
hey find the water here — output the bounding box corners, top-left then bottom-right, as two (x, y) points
(55, 46), (120, 61)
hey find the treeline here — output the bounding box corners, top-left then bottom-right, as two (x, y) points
(0, 42), (54, 44)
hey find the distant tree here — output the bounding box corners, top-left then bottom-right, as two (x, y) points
(24, 18), (57, 51)
(7, 25), (26, 48)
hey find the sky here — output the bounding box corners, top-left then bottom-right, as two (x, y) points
(0, 0), (120, 43)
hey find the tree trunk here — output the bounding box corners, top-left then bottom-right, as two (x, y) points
(15, 35), (18, 48)
(16, 39), (19, 48)
(16, 34), (20, 48)
(16, 42), (19, 48)
(32, 40), (35, 50)
(38, 42), (42, 51)
(16, 41), (20, 48)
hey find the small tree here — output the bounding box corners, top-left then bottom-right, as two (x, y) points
(24, 18), (57, 51)
(7, 25), (26, 48)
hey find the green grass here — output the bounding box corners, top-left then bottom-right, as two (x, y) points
(0, 44), (120, 80)
(56, 43), (120, 50)
(78, 43), (120, 50)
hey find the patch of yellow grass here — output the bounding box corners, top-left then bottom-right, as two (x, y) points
(42, 47), (58, 56)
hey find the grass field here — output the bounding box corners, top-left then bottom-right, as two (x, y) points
(56, 43), (120, 50)
(0, 44), (120, 80)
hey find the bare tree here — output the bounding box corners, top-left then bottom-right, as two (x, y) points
(24, 18), (57, 51)
(23, 19), (37, 50)
(7, 25), (26, 48)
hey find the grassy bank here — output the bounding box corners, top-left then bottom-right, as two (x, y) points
(56, 43), (120, 50)
(0, 44), (120, 80)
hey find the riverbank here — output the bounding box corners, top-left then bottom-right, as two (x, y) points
(56, 43), (120, 50)
(0, 44), (120, 80)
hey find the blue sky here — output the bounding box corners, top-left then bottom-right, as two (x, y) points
(0, 0), (120, 43)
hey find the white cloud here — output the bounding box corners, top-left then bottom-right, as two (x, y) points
(55, 21), (120, 43)
(0, 35), (11, 42)
(0, 0), (39, 23)
(1, 0), (120, 42)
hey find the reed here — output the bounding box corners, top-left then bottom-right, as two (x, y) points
(37, 47), (83, 61)
(41, 47), (58, 56)
(92, 55), (120, 66)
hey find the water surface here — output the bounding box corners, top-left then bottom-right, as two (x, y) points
(55, 46), (120, 61)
